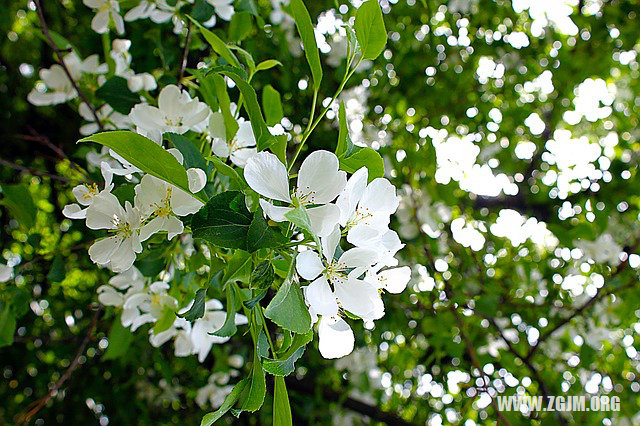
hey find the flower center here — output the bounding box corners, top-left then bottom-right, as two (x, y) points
(81, 183), (100, 201)
(164, 115), (184, 127)
(152, 187), (173, 217)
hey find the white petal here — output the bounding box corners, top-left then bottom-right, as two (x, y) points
(318, 317), (354, 359)
(88, 236), (121, 265)
(63, 203), (87, 219)
(360, 178), (399, 215)
(165, 215), (185, 240)
(171, 187), (204, 216)
(346, 223), (383, 248)
(140, 216), (165, 241)
(304, 276), (339, 317)
(187, 168), (207, 193)
(259, 199), (292, 222)
(336, 167), (368, 226)
(377, 266), (411, 294)
(295, 250), (323, 281)
(296, 150), (346, 204)
(91, 10), (110, 34)
(334, 279), (381, 320)
(234, 121), (256, 148)
(306, 204), (340, 237)
(244, 151), (291, 202)
(338, 247), (379, 269)
(321, 225), (341, 262)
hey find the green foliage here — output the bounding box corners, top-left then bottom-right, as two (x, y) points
(289, 0), (323, 89)
(95, 77), (139, 114)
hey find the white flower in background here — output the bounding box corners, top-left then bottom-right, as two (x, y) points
(366, 264), (411, 294)
(149, 317), (193, 357)
(196, 373), (235, 409)
(0, 264), (14, 283)
(575, 233), (622, 266)
(129, 85), (210, 143)
(190, 299), (249, 362)
(111, 39), (157, 93)
(122, 281), (178, 330)
(83, 0), (125, 34)
(78, 103), (132, 136)
(86, 147), (140, 176)
(336, 167), (400, 249)
(27, 53), (107, 106)
(204, 0), (235, 27)
(244, 151), (347, 237)
(86, 192), (143, 272)
(209, 112), (257, 167)
(63, 163), (114, 219)
(125, 0), (188, 34)
(97, 266), (146, 306)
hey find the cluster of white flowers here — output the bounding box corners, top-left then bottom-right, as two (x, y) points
(98, 266), (248, 362)
(244, 151), (410, 358)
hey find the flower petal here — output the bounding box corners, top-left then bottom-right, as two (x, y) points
(304, 276), (339, 317)
(336, 167), (368, 226)
(334, 279), (381, 320)
(259, 199), (292, 222)
(296, 250), (324, 281)
(187, 168), (207, 193)
(244, 151), (291, 202)
(318, 317), (354, 359)
(296, 150), (346, 204)
(306, 204), (341, 238)
(377, 266), (411, 294)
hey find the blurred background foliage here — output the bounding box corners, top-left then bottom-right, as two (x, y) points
(2, 0), (640, 424)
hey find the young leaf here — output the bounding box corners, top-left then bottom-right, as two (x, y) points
(0, 184), (36, 229)
(262, 346), (305, 376)
(153, 308), (176, 334)
(205, 156), (246, 190)
(289, 0), (323, 89)
(103, 316), (134, 360)
(247, 208), (288, 252)
(250, 260), (275, 290)
(212, 284), (239, 337)
(78, 131), (205, 202)
(241, 349), (267, 412)
(243, 288), (268, 309)
(229, 11), (253, 41)
(188, 17), (241, 68)
(191, 191), (253, 249)
(273, 377), (293, 426)
(200, 378), (249, 426)
(264, 279), (311, 334)
(284, 206), (321, 252)
(222, 250), (252, 286)
(354, 0), (388, 60)
(95, 76), (139, 114)
(181, 288), (207, 321)
(211, 74), (239, 141)
(255, 60), (283, 73)
(262, 84), (284, 126)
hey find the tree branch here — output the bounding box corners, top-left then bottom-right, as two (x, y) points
(178, 20), (192, 90)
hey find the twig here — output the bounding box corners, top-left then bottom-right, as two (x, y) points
(33, 0), (103, 130)
(15, 306), (103, 425)
(178, 20), (193, 90)
(18, 129), (91, 180)
(0, 157), (71, 182)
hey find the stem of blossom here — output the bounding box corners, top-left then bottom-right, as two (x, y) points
(178, 20), (192, 90)
(287, 57), (363, 172)
(102, 32), (115, 77)
(33, 0), (104, 131)
(258, 306), (278, 357)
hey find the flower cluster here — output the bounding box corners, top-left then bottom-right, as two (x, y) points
(244, 152), (410, 358)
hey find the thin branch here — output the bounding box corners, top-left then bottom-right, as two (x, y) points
(16, 306), (102, 424)
(19, 128), (91, 180)
(178, 20), (193, 90)
(0, 157), (71, 182)
(33, 0), (104, 130)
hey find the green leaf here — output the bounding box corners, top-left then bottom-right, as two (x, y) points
(250, 260), (275, 290)
(262, 346), (305, 376)
(354, 0), (388, 60)
(241, 349), (266, 412)
(200, 379), (249, 426)
(339, 146), (384, 181)
(0, 303), (16, 348)
(191, 0), (215, 22)
(205, 156), (246, 190)
(217, 70), (273, 152)
(153, 308), (176, 334)
(229, 11), (253, 41)
(181, 288), (207, 321)
(243, 289), (268, 309)
(264, 279), (311, 334)
(336, 101), (349, 156)
(247, 208), (288, 252)
(212, 284), (238, 337)
(95, 76), (139, 114)
(189, 68), (219, 110)
(78, 131), (204, 202)
(222, 250), (252, 285)
(273, 377), (293, 426)
(135, 245), (166, 277)
(255, 59), (283, 73)
(166, 132), (212, 174)
(289, 0), (323, 89)
(189, 17), (241, 67)
(262, 84), (284, 126)
(284, 206), (321, 251)
(1, 184), (36, 229)
(103, 316), (134, 360)
(191, 191), (252, 249)
(211, 73), (239, 141)
(47, 255), (66, 283)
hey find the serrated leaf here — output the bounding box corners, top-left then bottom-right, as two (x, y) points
(247, 208), (288, 252)
(243, 288), (268, 309)
(354, 0), (387, 60)
(284, 206), (321, 252)
(222, 250), (252, 285)
(78, 131), (204, 202)
(250, 260), (275, 290)
(264, 279), (311, 334)
(181, 288), (207, 321)
(200, 379), (249, 426)
(262, 346), (305, 376)
(205, 156), (246, 190)
(290, 0), (323, 89)
(166, 132), (212, 174)
(241, 349), (266, 412)
(191, 191), (252, 249)
(95, 76), (139, 114)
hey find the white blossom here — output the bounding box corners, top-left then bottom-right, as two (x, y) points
(83, 0), (125, 34)
(209, 112), (257, 167)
